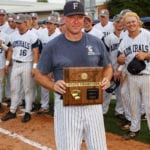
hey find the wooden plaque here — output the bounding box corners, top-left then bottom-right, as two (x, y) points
(63, 67), (104, 106)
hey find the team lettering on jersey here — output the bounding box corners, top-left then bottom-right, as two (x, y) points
(110, 43), (120, 52)
(124, 44), (149, 56)
(12, 40), (30, 49)
(103, 32), (110, 37)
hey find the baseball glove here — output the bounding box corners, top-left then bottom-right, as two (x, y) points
(127, 57), (146, 75)
(105, 79), (120, 93)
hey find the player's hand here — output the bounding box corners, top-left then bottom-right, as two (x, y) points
(101, 77), (110, 90)
(4, 66), (8, 74)
(31, 68), (36, 77)
(136, 50), (147, 61)
(0, 40), (2, 46)
(53, 80), (66, 94)
(113, 71), (122, 81)
(117, 54), (125, 65)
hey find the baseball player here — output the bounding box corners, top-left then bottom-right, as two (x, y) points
(1, 14), (39, 123)
(37, 15), (61, 114)
(34, 1), (113, 150)
(0, 31), (10, 111)
(102, 14), (124, 117)
(57, 16), (66, 33)
(93, 9), (114, 38)
(3, 14), (17, 105)
(118, 12), (150, 139)
(0, 9), (9, 33)
(83, 12), (104, 39)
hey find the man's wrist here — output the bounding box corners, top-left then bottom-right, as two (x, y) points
(1, 43), (8, 51)
(33, 63), (37, 69)
(5, 60), (10, 66)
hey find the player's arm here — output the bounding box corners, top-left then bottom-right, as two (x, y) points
(33, 69), (55, 89)
(117, 51), (125, 65)
(101, 64), (113, 90)
(136, 51), (150, 60)
(33, 69), (66, 94)
(5, 44), (13, 73)
(32, 40), (40, 69)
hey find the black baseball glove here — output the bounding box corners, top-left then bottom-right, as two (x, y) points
(127, 57), (146, 75)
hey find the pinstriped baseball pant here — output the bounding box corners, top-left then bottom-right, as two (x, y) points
(54, 93), (107, 150)
(0, 68), (4, 103)
(10, 62), (35, 113)
(128, 75), (150, 131)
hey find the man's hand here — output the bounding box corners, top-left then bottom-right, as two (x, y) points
(118, 54), (125, 65)
(101, 77), (110, 90)
(113, 71), (122, 81)
(53, 80), (66, 94)
(4, 66), (9, 74)
(136, 51), (147, 61)
(0, 40), (2, 46)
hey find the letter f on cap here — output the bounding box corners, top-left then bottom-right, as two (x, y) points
(73, 2), (79, 9)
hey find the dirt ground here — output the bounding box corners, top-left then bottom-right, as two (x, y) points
(0, 106), (150, 150)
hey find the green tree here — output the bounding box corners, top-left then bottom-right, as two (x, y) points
(37, 0), (48, 2)
(105, 0), (150, 17)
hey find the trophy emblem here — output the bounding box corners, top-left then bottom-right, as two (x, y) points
(63, 67), (104, 106)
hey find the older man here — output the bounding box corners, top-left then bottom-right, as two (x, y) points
(33, 1), (113, 150)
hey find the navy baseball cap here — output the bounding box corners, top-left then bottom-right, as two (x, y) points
(46, 15), (58, 24)
(63, 1), (85, 16)
(0, 9), (6, 15)
(99, 9), (109, 16)
(15, 14), (26, 23)
(113, 14), (122, 22)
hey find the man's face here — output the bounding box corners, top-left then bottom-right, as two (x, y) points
(8, 20), (16, 29)
(124, 16), (140, 32)
(0, 14), (7, 25)
(84, 17), (92, 30)
(46, 22), (56, 34)
(32, 17), (38, 26)
(114, 19), (124, 31)
(99, 15), (109, 26)
(15, 22), (27, 32)
(64, 15), (84, 34)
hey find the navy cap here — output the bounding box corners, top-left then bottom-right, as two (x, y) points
(8, 13), (16, 21)
(14, 14), (26, 23)
(0, 9), (6, 15)
(113, 14), (122, 22)
(85, 12), (93, 21)
(64, 1), (85, 16)
(46, 15), (58, 24)
(31, 12), (38, 18)
(120, 9), (132, 16)
(99, 9), (109, 16)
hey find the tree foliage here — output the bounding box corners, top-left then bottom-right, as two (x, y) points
(105, 0), (150, 18)
(37, 0), (48, 2)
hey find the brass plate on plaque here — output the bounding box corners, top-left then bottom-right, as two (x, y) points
(63, 67), (104, 106)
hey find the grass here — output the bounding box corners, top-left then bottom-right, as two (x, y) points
(104, 99), (150, 144)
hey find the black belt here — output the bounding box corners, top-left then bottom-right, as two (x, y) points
(60, 95), (63, 99)
(14, 60), (23, 63)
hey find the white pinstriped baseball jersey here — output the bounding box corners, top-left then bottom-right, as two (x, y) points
(118, 29), (150, 75)
(83, 28), (104, 39)
(37, 28), (61, 47)
(104, 32), (122, 71)
(0, 22), (9, 33)
(93, 21), (114, 37)
(10, 30), (38, 62)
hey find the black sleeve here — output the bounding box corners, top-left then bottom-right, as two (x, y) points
(101, 36), (109, 52)
(117, 51), (122, 57)
(31, 40), (39, 49)
(37, 39), (43, 53)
